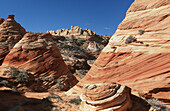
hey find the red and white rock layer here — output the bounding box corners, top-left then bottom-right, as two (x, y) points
(0, 15), (26, 65)
(67, 0), (170, 108)
(2, 32), (78, 91)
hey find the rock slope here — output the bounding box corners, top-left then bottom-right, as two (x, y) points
(68, 0), (170, 109)
(1, 32), (78, 91)
(0, 15), (26, 65)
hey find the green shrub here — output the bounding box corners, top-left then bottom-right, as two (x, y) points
(16, 70), (29, 83)
(68, 97), (81, 105)
(0, 80), (9, 86)
(138, 29), (144, 35)
(63, 44), (71, 48)
(147, 98), (170, 111)
(76, 40), (86, 45)
(125, 36), (137, 44)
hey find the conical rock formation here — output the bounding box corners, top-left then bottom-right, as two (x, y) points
(0, 15), (26, 65)
(2, 32), (78, 91)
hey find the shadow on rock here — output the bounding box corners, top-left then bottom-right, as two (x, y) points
(0, 90), (52, 111)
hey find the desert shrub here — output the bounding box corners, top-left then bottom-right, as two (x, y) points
(47, 93), (63, 103)
(62, 44), (72, 49)
(138, 29), (145, 35)
(9, 67), (19, 78)
(11, 86), (20, 93)
(56, 79), (65, 91)
(71, 35), (75, 40)
(16, 70), (29, 83)
(147, 98), (170, 111)
(125, 36), (137, 44)
(0, 80), (9, 86)
(76, 39), (86, 46)
(68, 97), (81, 105)
(114, 61), (118, 64)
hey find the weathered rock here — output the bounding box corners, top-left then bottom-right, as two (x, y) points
(68, 0), (170, 109)
(2, 32), (78, 91)
(87, 41), (100, 52)
(80, 83), (132, 111)
(0, 90), (52, 111)
(49, 26), (95, 39)
(0, 66), (35, 92)
(0, 15), (26, 65)
(0, 18), (4, 25)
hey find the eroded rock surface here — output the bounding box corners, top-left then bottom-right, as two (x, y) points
(80, 83), (151, 111)
(0, 18), (4, 25)
(68, 0), (170, 109)
(2, 32), (78, 91)
(0, 15), (26, 65)
(80, 83), (132, 111)
(0, 90), (52, 111)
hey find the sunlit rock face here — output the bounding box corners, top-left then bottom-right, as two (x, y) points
(68, 0), (170, 108)
(0, 15), (26, 65)
(80, 83), (132, 111)
(48, 26), (96, 39)
(2, 32), (78, 91)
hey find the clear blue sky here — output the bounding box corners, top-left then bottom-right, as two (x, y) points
(0, 0), (134, 35)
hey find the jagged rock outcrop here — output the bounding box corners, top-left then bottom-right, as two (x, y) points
(67, 0), (170, 109)
(1, 32), (78, 91)
(48, 26), (95, 39)
(80, 83), (132, 111)
(0, 15), (26, 65)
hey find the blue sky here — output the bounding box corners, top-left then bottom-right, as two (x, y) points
(0, 0), (134, 35)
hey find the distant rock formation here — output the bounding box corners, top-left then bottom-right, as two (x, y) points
(67, 0), (170, 109)
(2, 32), (78, 91)
(87, 41), (100, 52)
(0, 15), (26, 65)
(48, 26), (96, 39)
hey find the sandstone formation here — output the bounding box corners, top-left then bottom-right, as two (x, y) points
(0, 66), (35, 92)
(48, 26), (96, 39)
(68, 0), (170, 109)
(0, 90), (52, 111)
(0, 18), (4, 24)
(80, 83), (132, 111)
(1, 32), (78, 91)
(0, 15), (26, 65)
(87, 41), (100, 52)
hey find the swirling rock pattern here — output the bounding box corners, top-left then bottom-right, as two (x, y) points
(67, 0), (170, 108)
(80, 83), (132, 111)
(2, 32), (78, 91)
